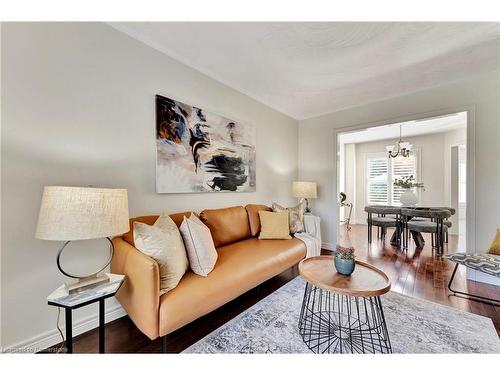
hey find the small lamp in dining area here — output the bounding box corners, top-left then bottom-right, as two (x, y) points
(292, 181), (317, 214)
(36, 186), (130, 293)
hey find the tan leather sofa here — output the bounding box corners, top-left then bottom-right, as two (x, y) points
(110, 205), (306, 350)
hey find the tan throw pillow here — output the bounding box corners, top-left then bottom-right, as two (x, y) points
(258, 211), (292, 240)
(133, 214), (189, 293)
(488, 228), (500, 255)
(180, 213), (218, 276)
(272, 202), (305, 234)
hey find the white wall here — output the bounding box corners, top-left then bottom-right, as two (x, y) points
(1, 23), (299, 349)
(444, 128), (467, 233)
(0, 22), (3, 350)
(298, 70), (500, 264)
(340, 143), (355, 222)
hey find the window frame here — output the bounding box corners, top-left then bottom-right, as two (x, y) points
(365, 149), (420, 206)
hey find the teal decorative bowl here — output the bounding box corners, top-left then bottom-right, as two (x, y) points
(334, 256), (355, 276)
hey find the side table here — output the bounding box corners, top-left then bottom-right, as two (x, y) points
(47, 273), (125, 353)
(298, 256), (392, 354)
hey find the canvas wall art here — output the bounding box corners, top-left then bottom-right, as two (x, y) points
(155, 95), (256, 193)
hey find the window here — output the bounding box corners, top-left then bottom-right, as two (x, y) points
(391, 156), (417, 205)
(366, 152), (417, 205)
(366, 157), (388, 204)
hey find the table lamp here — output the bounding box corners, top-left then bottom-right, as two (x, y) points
(36, 186), (130, 293)
(292, 181), (317, 213)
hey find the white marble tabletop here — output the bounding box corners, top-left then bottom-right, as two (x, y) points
(47, 273), (125, 308)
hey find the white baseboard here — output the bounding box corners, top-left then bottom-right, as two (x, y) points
(467, 268), (500, 286)
(3, 304), (127, 353)
(322, 242), (335, 251)
(341, 220), (364, 225)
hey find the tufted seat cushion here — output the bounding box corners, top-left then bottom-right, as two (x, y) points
(407, 221), (447, 233)
(368, 216), (398, 227)
(408, 217), (452, 227)
(446, 253), (500, 278)
(364, 205), (401, 215)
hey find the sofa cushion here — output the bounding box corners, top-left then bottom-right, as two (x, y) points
(133, 215), (189, 293)
(122, 212), (194, 246)
(272, 202), (305, 234)
(258, 211), (292, 240)
(200, 206), (251, 247)
(158, 237), (306, 336)
(245, 204), (272, 236)
(179, 214), (218, 277)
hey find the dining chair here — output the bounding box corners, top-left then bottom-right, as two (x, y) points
(364, 205), (401, 244)
(401, 208), (452, 255)
(435, 207), (455, 243)
(408, 206), (456, 243)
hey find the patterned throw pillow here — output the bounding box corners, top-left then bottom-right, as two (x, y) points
(133, 214), (189, 293)
(272, 201), (305, 234)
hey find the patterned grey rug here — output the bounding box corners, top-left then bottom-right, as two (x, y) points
(184, 277), (499, 354)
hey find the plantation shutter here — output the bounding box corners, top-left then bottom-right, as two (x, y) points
(391, 155), (417, 205)
(366, 157), (388, 204)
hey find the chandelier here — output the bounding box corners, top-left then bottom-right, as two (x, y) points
(386, 124), (412, 158)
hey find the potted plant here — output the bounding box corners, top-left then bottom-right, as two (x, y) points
(334, 245), (356, 276)
(393, 175), (425, 206)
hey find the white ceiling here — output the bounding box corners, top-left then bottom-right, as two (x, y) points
(338, 111), (466, 144)
(110, 22), (500, 120)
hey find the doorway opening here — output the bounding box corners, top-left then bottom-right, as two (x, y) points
(336, 111), (467, 254)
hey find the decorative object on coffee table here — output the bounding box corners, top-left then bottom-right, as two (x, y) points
(292, 181), (317, 213)
(36, 186), (129, 293)
(47, 273), (125, 353)
(334, 245), (356, 276)
(298, 256), (392, 354)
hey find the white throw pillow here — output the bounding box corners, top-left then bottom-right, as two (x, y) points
(179, 213), (218, 277)
(133, 214), (189, 293)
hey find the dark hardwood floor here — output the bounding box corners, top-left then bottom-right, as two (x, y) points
(44, 224), (499, 353)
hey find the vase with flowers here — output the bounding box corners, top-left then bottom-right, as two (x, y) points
(334, 245), (356, 276)
(393, 175), (425, 206)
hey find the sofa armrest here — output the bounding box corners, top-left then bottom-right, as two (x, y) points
(111, 237), (160, 340)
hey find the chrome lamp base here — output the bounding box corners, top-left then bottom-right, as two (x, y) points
(57, 237), (114, 294)
(65, 274), (110, 294)
(303, 198), (311, 214)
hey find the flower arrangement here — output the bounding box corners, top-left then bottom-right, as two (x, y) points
(393, 175), (425, 190)
(334, 245), (355, 260)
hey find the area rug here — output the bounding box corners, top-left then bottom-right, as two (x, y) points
(183, 277), (499, 354)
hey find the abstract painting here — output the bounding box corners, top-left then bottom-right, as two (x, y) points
(155, 95), (256, 193)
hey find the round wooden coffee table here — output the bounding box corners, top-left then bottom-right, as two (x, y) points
(298, 255), (392, 354)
